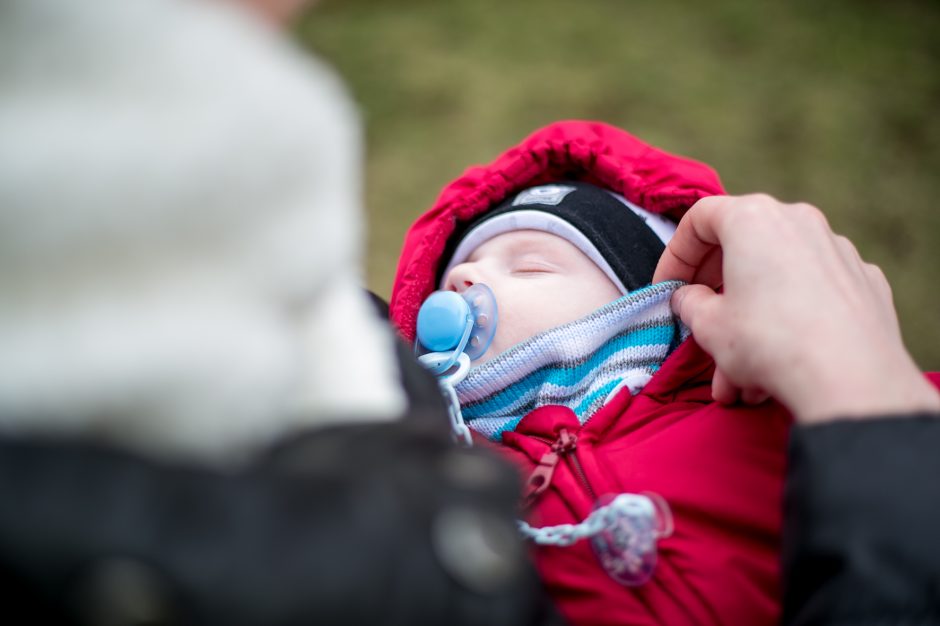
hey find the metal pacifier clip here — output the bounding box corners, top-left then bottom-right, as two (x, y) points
(415, 283), (498, 447)
(415, 284), (673, 586)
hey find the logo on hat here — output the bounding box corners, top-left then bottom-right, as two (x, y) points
(511, 185), (577, 207)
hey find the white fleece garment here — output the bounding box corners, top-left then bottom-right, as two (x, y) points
(0, 0), (405, 465)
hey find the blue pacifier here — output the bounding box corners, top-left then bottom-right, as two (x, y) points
(415, 283), (498, 374)
(415, 284), (498, 446)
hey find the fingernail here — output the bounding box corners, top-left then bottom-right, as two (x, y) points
(670, 287), (685, 314)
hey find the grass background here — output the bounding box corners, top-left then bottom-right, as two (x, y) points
(296, 0), (940, 368)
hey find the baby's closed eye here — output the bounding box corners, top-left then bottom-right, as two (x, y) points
(510, 259), (558, 275)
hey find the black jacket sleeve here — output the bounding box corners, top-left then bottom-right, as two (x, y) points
(0, 419), (557, 626)
(782, 414), (940, 625)
(0, 334), (562, 626)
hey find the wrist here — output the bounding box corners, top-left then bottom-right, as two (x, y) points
(778, 346), (940, 424)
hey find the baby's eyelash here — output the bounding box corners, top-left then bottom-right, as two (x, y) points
(511, 263), (556, 274)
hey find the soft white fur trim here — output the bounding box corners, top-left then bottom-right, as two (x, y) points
(0, 0), (405, 464)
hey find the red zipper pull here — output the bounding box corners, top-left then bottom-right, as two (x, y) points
(523, 428), (577, 507)
(554, 428), (577, 454)
(523, 450), (558, 507)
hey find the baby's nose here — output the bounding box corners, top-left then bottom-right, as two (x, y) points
(444, 263), (477, 292)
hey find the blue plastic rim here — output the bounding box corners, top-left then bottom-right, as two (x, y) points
(417, 291), (471, 352)
(461, 284), (498, 361)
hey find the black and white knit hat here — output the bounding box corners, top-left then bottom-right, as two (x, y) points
(440, 182), (677, 294)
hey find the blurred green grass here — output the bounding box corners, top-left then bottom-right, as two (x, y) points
(296, 0), (940, 368)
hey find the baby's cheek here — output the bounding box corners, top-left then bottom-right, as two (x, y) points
(534, 285), (594, 325)
(570, 280), (622, 314)
(489, 297), (545, 353)
(485, 279), (609, 357)
(496, 308), (536, 349)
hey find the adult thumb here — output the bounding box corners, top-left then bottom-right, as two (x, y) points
(671, 284), (721, 337)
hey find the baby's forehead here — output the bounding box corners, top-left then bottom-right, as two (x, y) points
(466, 229), (580, 260)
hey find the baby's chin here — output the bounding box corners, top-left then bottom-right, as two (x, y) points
(471, 327), (545, 366)
(471, 340), (504, 367)
(471, 350), (494, 367)
(470, 335), (516, 366)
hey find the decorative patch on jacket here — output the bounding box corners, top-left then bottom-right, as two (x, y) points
(455, 281), (689, 441)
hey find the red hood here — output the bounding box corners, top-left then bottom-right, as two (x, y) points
(389, 120), (725, 340)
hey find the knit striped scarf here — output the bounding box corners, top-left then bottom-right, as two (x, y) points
(455, 281), (689, 441)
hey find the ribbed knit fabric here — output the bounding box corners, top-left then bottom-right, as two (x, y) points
(456, 281), (689, 441)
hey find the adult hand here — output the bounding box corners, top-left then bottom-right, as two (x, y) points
(653, 194), (940, 424)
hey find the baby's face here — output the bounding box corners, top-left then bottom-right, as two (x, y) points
(443, 230), (622, 363)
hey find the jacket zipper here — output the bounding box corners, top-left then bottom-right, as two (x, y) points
(569, 450), (597, 502)
(522, 428), (596, 507)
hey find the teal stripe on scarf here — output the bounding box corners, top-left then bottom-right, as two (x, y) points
(491, 415), (527, 440)
(456, 281), (689, 442)
(462, 324), (674, 418)
(572, 377), (624, 416)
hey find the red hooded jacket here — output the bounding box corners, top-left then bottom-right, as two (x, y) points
(390, 121), (790, 625)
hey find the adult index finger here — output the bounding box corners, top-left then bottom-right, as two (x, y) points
(652, 195), (729, 286)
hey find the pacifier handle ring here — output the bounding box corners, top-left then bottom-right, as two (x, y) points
(440, 351), (471, 387)
(441, 353), (473, 447)
(417, 316), (473, 376)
